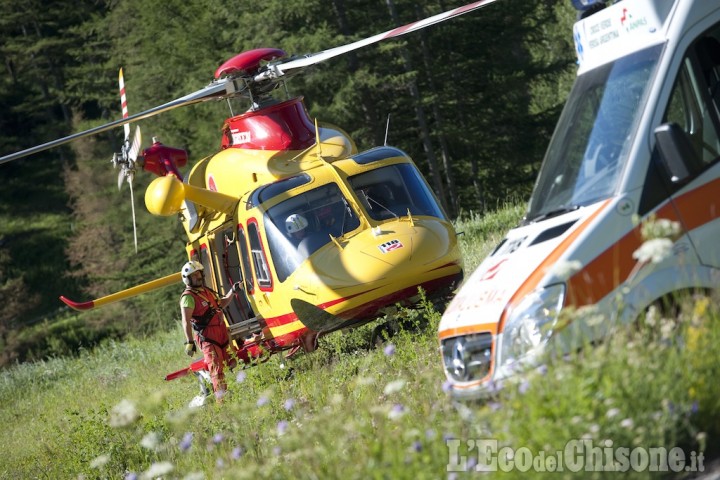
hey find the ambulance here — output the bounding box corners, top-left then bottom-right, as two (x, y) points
(439, 0), (720, 398)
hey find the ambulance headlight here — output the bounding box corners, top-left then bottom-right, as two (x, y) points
(500, 284), (565, 367)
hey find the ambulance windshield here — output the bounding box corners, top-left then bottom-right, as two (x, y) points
(525, 43), (663, 223)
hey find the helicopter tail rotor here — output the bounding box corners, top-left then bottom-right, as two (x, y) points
(112, 68), (143, 253)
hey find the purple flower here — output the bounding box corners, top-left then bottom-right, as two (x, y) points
(257, 395), (269, 407)
(384, 343), (396, 356)
(691, 401), (699, 414)
(442, 380), (453, 393)
(518, 379), (530, 395)
(124, 474), (138, 480)
(443, 433), (455, 442)
(467, 456), (478, 470)
(273, 446), (282, 456)
(411, 441), (422, 452)
(425, 428), (437, 440)
(213, 433), (224, 444)
(536, 364), (548, 376)
(283, 398), (295, 411)
(231, 447), (244, 460)
(236, 371), (246, 383)
(179, 432), (193, 451)
(277, 420), (289, 435)
(216, 458), (225, 469)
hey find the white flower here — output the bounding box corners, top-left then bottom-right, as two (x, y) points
(632, 238), (673, 264)
(90, 454), (110, 469)
(383, 379), (406, 395)
(140, 431), (162, 451)
(551, 260), (582, 280)
(606, 408), (620, 419)
(641, 218), (681, 240)
(620, 418), (634, 429)
(109, 399), (139, 427)
(141, 461), (174, 480)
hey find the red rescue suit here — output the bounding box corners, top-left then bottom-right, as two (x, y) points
(182, 287), (232, 393)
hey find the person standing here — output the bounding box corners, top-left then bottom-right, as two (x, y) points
(180, 260), (240, 399)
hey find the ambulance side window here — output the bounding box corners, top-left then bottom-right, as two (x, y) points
(663, 29), (720, 169)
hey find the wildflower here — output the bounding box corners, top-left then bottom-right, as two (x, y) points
(606, 408), (620, 419)
(467, 456), (478, 470)
(277, 420), (289, 435)
(425, 428), (437, 440)
(620, 418), (634, 429)
(518, 379), (530, 395)
(442, 380), (452, 393)
(273, 446), (282, 456)
(140, 461), (173, 480)
(632, 238), (673, 264)
(179, 432), (193, 451)
(552, 259), (582, 280)
(411, 441), (422, 453)
(90, 454), (110, 469)
(589, 424), (600, 434)
(383, 379), (406, 395)
(384, 343), (396, 356)
(231, 447), (245, 460)
(125, 473), (138, 480)
(284, 398), (296, 411)
(641, 218), (681, 240)
(536, 364), (548, 376)
(140, 432), (162, 451)
(109, 399), (140, 427)
(691, 401), (699, 414)
(213, 433), (224, 444)
(257, 395), (269, 407)
(216, 458), (225, 469)
(488, 401), (502, 412)
(388, 403), (406, 420)
(236, 371), (246, 383)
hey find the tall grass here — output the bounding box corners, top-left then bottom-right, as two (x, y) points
(2, 203), (718, 479)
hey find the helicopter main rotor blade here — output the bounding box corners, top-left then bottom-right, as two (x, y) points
(59, 271), (182, 311)
(0, 81), (228, 166)
(257, 0), (498, 81)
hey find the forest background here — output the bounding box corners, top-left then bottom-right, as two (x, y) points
(0, 0), (577, 366)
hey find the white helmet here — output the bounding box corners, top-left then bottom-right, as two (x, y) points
(181, 260), (204, 286)
(285, 214), (308, 234)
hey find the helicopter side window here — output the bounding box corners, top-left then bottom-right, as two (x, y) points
(236, 226), (255, 295)
(247, 220), (273, 290)
(264, 183), (360, 282)
(349, 163), (446, 221)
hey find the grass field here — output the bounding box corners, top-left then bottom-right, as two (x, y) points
(2, 205), (718, 479)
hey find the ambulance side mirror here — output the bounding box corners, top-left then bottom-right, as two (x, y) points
(653, 123), (702, 184)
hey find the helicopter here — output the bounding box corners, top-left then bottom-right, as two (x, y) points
(0, 0), (498, 387)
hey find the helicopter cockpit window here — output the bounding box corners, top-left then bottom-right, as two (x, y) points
(264, 183), (360, 282)
(349, 163), (446, 221)
(352, 146), (407, 165)
(247, 173), (312, 209)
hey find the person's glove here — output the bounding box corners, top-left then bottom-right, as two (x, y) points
(232, 281), (243, 293)
(184, 341), (196, 357)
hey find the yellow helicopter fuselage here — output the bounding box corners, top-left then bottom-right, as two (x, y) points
(144, 97), (463, 357)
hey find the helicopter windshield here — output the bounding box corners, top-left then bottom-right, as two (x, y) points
(525, 43), (663, 223)
(264, 182), (360, 282)
(349, 163), (446, 221)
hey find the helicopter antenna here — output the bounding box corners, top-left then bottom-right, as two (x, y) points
(314, 118), (323, 160)
(384, 114), (391, 146)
